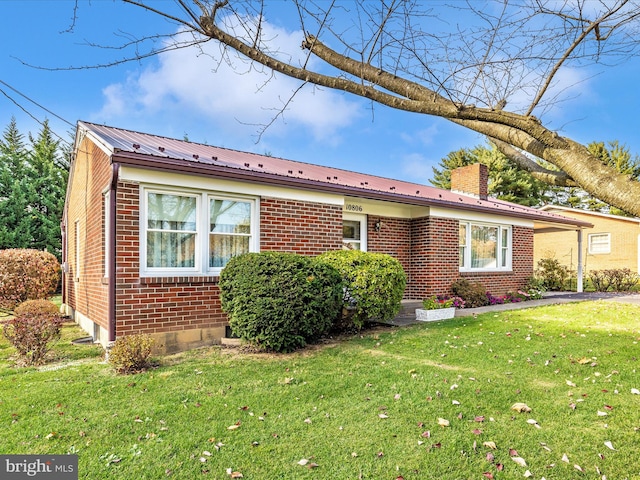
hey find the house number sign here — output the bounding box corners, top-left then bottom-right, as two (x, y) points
(344, 203), (363, 212)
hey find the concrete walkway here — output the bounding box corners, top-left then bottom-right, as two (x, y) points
(389, 291), (640, 326)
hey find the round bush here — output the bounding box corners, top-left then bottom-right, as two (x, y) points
(14, 299), (60, 317)
(317, 250), (407, 330)
(219, 252), (343, 352)
(3, 314), (63, 366)
(0, 249), (61, 310)
(108, 334), (155, 374)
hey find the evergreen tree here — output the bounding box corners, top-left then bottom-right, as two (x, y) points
(546, 141), (640, 216)
(26, 120), (67, 257)
(0, 119), (68, 259)
(430, 143), (550, 207)
(0, 117), (32, 248)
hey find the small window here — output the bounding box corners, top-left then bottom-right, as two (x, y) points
(588, 233), (611, 254)
(343, 214), (367, 251)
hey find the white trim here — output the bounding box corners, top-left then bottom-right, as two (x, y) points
(431, 206), (534, 228)
(587, 232), (611, 254)
(540, 205), (640, 224)
(343, 213), (367, 251)
(459, 221), (512, 272)
(121, 166), (343, 206)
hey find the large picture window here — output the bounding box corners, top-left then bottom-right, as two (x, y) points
(459, 222), (511, 271)
(142, 188), (257, 276)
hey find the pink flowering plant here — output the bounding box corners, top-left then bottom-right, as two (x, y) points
(422, 295), (465, 310)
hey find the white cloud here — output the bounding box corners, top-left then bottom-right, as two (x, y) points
(94, 20), (361, 143)
(401, 152), (434, 184)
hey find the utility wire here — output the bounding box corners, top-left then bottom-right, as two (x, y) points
(0, 78), (75, 146)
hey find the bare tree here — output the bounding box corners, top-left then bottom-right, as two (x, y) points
(111, 0), (640, 215)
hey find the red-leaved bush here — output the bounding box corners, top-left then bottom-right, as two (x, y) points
(0, 249), (61, 310)
(2, 313), (63, 365)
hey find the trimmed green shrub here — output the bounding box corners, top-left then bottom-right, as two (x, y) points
(317, 250), (406, 330)
(451, 278), (489, 308)
(219, 252), (343, 352)
(0, 249), (61, 310)
(535, 256), (570, 291)
(14, 299), (60, 317)
(2, 313), (63, 366)
(108, 334), (155, 374)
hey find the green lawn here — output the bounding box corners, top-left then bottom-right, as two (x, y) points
(1, 301), (639, 479)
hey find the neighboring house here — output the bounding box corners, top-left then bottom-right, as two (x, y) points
(62, 122), (591, 353)
(534, 205), (640, 273)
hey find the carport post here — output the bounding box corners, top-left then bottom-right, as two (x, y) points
(576, 229), (583, 292)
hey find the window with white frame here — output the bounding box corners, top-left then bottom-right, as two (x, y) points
(459, 221), (511, 271)
(343, 213), (367, 251)
(588, 233), (611, 254)
(142, 188), (257, 276)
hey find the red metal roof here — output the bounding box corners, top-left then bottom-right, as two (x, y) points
(78, 121), (592, 229)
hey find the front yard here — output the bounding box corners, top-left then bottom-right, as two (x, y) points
(1, 301), (639, 479)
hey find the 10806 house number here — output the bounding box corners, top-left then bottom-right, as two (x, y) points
(345, 204), (363, 212)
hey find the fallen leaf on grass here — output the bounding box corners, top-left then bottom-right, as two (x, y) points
(574, 464), (584, 472)
(524, 470), (532, 478)
(527, 419), (541, 428)
(604, 441), (615, 450)
(226, 468), (243, 478)
(378, 414), (389, 419)
(511, 403), (532, 413)
(482, 473), (494, 479)
(631, 388), (640, 395)
(566, 380), (577, 387)
(475, 416), (485, 422)
(483, 441), (497, 450)
(561, 454), (570, 463)
(227, 422), (241, 430)
(511, 457), (527, 467)
(438, 418), (450, 427)
(597, 411), (608, 417)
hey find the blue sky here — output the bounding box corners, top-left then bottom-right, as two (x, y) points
(2, 1), (639, 185)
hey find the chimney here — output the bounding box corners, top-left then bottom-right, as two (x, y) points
(450, 163), (488, 200)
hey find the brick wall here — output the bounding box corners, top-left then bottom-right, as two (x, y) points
(260, 197), (343, 254)
(407, 216), (460, 298)
(113, 182), (228, 346)
(367, 216), (411, 278)
(64, 137), (111, 336)
(451, 164), (489, 199)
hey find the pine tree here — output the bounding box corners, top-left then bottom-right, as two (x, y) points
(26, 120), (68, 258)
(0, 117), (32, 249)
(430, 143), (550, 207)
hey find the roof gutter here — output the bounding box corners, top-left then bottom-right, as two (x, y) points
(108, 163), (120, 343)
(112, 152), (592, 229)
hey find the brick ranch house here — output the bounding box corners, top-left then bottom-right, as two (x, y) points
(62, 122), (591, 353)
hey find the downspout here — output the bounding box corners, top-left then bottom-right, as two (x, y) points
(60, 221), (67, 306)
(576, 229), (584, 293)
(108, 163), (120, 343)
